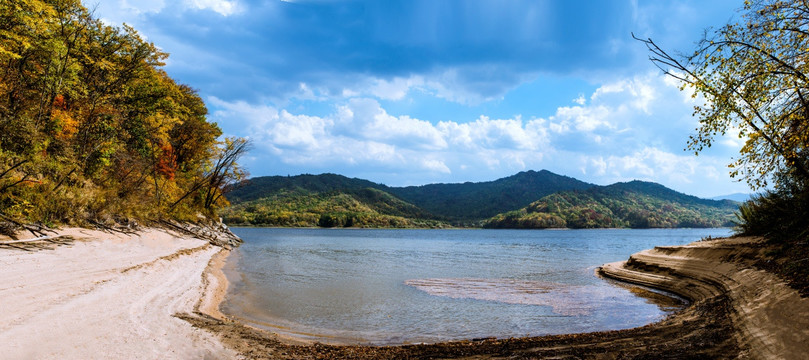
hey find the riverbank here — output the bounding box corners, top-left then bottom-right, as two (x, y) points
(192, 235), (806, 359)
(0, 227), (238, 359)
(2, 230), (806, 359)
(599, 236), (809, 359)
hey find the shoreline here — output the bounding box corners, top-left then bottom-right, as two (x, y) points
(3, 228), (807, 358)
(196, 235), (807, 359)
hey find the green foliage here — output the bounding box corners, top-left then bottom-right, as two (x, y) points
(638, 0), (809, 293)
(227, 170), (593, 221)
(0, 0), (246, 225)
(221, 188), (449, 228)
(225, 173), (736, 229)
(638, 0), (809, 190)
(388, 170), (594, 220)
(734, 185), (809, 295)
(735, 187), (809, 239)
(484, 181), (738, 229)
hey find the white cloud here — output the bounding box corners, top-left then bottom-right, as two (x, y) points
(577, 147), (726, 188)
(338, 66), (533, 105)
(121, 0), (166, 14)
(368, 77), (424, 101)
(549, 105), (613, 133)
(335, 98), (447, 150)
(438, 115), (544, 151)
(83, 0), (240, 26)
(209, 71), (747, 197)
(209, 96), (553, 177)
(185, 0), (241, 16)
(591, 75), (657, 114)
(421, 159), (451, 174)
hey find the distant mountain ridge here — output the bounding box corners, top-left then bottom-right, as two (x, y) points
(384, 170), (593, 220)
(224, 170), (593, 221)
(484, 180), (738, 229)
(222, 171), (739, 228)
(710, 193), (752, 202)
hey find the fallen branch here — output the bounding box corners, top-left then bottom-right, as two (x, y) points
(0, 234), (69, 245)
(0, 213), (54, 238)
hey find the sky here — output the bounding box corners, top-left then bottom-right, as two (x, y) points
(84, 0), (749, 198)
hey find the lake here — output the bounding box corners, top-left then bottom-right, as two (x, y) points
(223, 227), (733, 345)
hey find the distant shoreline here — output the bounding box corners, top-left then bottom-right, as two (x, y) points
(225, 223), (733, 230)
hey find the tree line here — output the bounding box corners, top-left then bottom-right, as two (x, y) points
(0, 0), (247, 227)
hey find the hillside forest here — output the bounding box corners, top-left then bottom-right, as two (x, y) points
(221, 172), (738, 229)
(0, 0), (247, 230)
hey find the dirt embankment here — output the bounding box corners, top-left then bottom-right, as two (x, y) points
(599, 236), (809, 359)
(184, 236), (809, 359)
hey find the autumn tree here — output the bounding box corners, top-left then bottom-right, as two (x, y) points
(636, 0), (809, 191)
(0, 0), (247, 226)
(637, 1), (809, 291)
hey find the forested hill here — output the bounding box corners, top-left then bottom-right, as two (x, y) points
(386, 170), (593, 220)
(222, 171), (738, 228)
(0, 1), (246, 228)
(484, 180), (738, 229)
(224, 173), (384, 203)
(223, 170), (594, 223)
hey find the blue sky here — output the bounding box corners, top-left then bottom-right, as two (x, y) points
(86, 0), (747, 197)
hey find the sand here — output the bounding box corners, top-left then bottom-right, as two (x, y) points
(0, 227), (237, 359)
(3, 229), (808, 359)
(600, 236), (809, 359)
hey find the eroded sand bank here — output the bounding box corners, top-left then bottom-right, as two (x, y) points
(599, 236), (809, 359)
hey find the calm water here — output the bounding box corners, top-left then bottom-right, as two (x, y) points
(223, 228), (732, 345)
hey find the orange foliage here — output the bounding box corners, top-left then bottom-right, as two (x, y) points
(155, 142), (177, 180)
(51, 109), (78, 140)
(52, 94), (66, 110)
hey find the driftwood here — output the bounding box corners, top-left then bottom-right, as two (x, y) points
(0, 235), (74, 251)
(88, 219), (137, 235)
(0, 234), (70, 245)
(157, 219), (242, 249)
(0, 213), (56, 239)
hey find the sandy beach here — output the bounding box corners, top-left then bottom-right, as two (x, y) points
(0, 227), (237, 359)
(2, 229), (808, 359)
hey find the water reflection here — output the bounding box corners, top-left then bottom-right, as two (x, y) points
(224, 228), (729, 345)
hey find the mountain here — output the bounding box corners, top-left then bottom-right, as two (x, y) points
(224, 173), (383, 203)
(222, 172), (739, 229)
(484, 180), (739, 229)
(384, 170), (594, 220)
(710, 193), (752, 202)
(224, 170), (594, 223)
(221, 187), (449, 228)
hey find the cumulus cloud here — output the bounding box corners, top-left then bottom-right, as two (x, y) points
(185, 0), (240, 15)
(577, 147), (726, 189)
(209, 71), (745, 196)
(209, 96), (553, 176)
